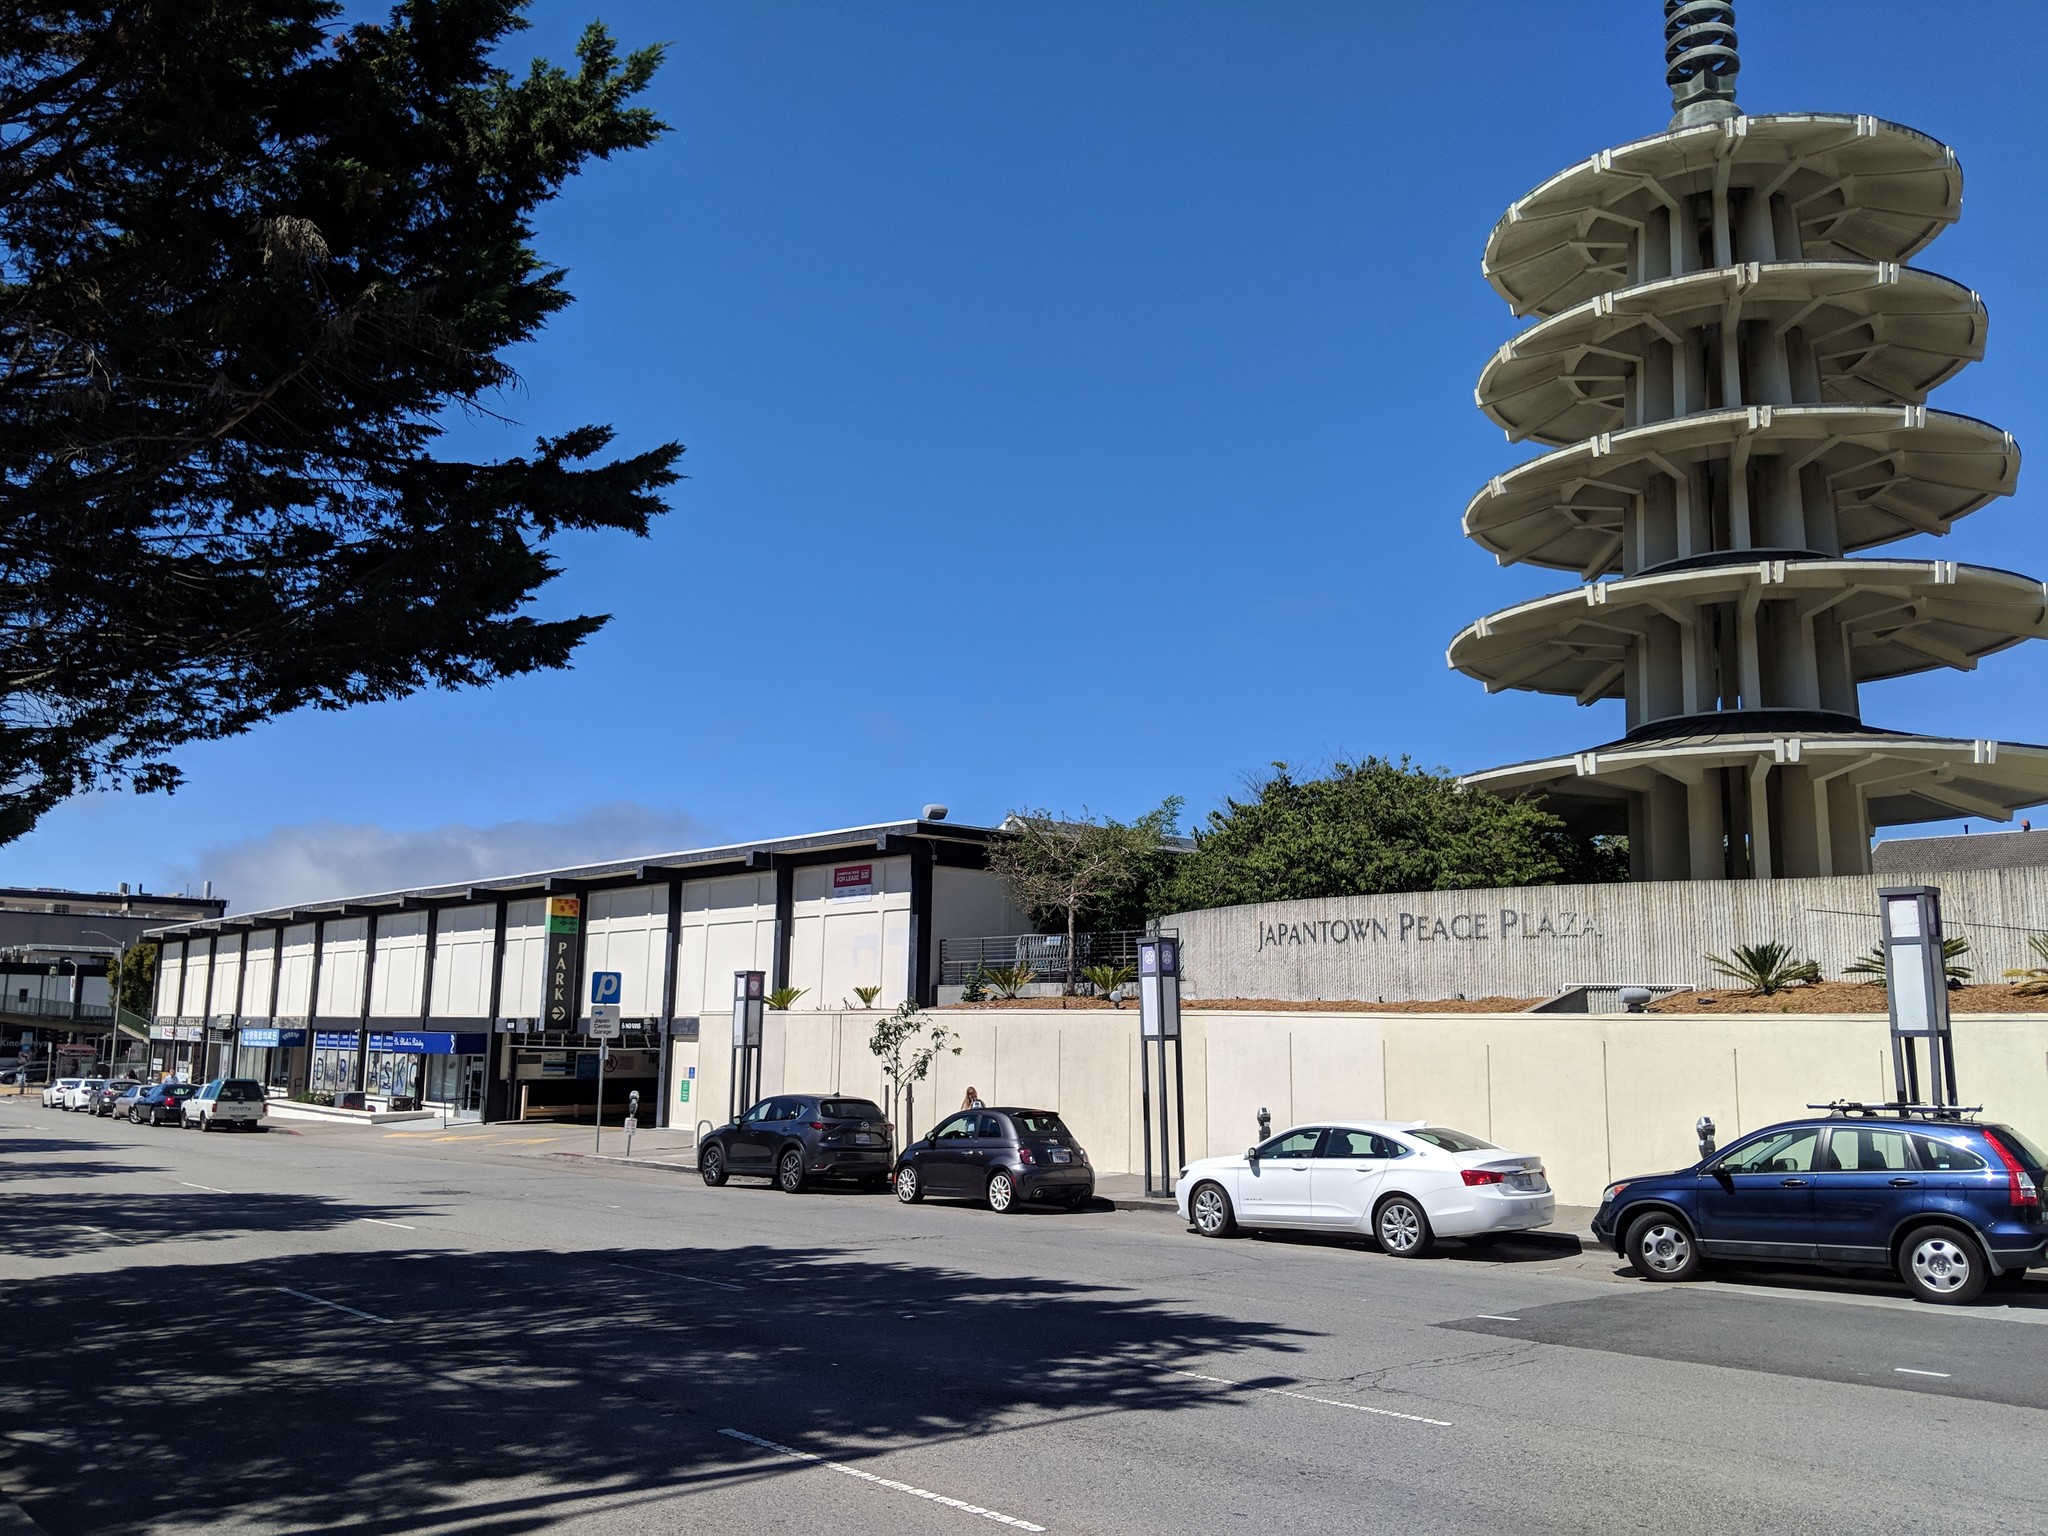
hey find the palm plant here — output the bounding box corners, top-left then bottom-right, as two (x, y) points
(1704, 941), (1821, 994)
(1843, 937), (1972, 985)
(984, 963), (1036, 1000)
(847, 985), (883, 1009)
(766, 985), (807, 1010)
(2004, 934), (2048, 996)
(1083, 962), (1138, 1006)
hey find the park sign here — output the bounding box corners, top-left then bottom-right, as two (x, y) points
(543, 896), (581, 1029)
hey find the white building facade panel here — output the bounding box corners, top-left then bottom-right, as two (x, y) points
(315, 917), (368, 1017)
(368, 912), (428, 1017)
(496, 899), (546, 1019)
(674, 874), (777, 1017)
(275, 924), (317, 1018)
(582, 885), (667, 1018)
(241, 931), (278, 1020)
(429, 904), (498, 1018)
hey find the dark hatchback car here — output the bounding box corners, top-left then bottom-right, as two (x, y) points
(894, 1107), (1093, 1213)
(91, 1079), (142, 1116)
(699, 1095), (896, 1192)
(117, 1082), (200, 1127)
(1594, 1108), (2048, 1304)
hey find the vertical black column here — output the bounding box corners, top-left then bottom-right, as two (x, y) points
(418, 907), (439, 1029)
(771, 862), (795, 992)
(483, 899), (510, 1123)
(198, 935), (219, 1078)
(908, 840), (935, 1007)
(356, 913), (381, 1096)
(658, 878), (683, 1130)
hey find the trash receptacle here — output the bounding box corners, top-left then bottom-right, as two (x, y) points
(335, 1090), (368, 1111)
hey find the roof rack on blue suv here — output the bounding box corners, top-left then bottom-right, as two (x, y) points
(1593, 1110), (2048, 1305)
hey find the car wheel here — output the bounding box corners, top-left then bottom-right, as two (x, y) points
(1899, 1224), (1988, 1305)
(1190, 1181), (1236, 1237)
(199, 1114), (212, 1132)
(699, 1143), (729, 1187)
(1625, 1210), (1701, 1282)
(895, 1164), (925, 1203)
(777, 1148), (807, 1194)
(1375, 1195), (1434, 1258)
(128, 1107), (142, 1124)
(986, 1171), (1018, 1213)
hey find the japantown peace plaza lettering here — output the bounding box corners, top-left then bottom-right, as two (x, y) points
(1254, 909), (1601, 953)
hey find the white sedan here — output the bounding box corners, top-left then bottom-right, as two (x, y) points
(1175, 1120), (1555, 1256)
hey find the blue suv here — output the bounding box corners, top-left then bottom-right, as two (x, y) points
(1592, 1108), (2048, 1304)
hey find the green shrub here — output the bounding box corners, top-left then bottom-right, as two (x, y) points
(1705, 942), (1821, 994)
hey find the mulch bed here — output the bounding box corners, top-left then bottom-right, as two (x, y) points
(936, 995), (1543, 1014)
(1649, 981), (2048, 1015)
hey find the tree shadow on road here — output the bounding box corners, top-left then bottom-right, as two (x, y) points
(0, 1136), (161, 1185)
(0, 1191), (438, 1258)
(0, 1241), (1318, 1535)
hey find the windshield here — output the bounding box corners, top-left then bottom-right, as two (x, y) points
(1011, 1112), (1071, 1138)
(219, 1082), (264, 1102)
(1406, 1127), (1497, 1153)
(820, 1099), (885, 1121)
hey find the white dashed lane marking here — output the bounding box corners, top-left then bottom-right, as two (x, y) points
(719, 1427), (1047, 1531)
(356, 1217), (416, 1230)
(1168, 1369), (1452, 1427)
(1894, 1367), (1952, 1378)
(177, 1180), (227, 1193)
(272, 1287), (391, 1324)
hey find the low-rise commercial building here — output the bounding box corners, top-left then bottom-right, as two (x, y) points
(146, 817), (1027, 1122)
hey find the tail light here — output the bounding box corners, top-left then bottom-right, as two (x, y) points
(1984, 1132), (2040, 1209)
(1016, 1147), (1036, 1165)
(1461, 1168), (1508, 1187)
(807, 1122), (827, 1131)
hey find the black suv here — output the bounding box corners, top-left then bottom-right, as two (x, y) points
(699, 1095), (895, 1193)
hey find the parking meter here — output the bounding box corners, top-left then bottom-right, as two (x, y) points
(1696, 1115), (1716, 1161)
(1257, 1106), (1271, 1142)
(626, 1089), (641, 1156)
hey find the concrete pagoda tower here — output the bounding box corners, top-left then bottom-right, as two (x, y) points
(1448, 0), (2048, 880)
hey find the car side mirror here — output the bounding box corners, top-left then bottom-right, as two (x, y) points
(1244, 1146), (1259, 1162)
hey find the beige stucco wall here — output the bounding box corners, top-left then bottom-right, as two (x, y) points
(703, 1007), (2048, 1207)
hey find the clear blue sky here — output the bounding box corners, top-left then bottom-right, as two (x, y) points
(8, 1), (2045, 909)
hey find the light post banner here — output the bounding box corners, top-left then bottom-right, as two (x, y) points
(1138, 938), (1181, 1040)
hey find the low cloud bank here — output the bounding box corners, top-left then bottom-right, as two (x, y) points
(180, 802), (711, 913)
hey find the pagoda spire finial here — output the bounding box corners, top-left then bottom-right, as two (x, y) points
(1664, 1), (1740, 128)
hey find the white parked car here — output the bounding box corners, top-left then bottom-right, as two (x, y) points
(61, 1078), (109, 1112)
(183, 1078), (269, 1131)
(1176, 1120), (1555, 1257)
(43, 1076), (82, 1108)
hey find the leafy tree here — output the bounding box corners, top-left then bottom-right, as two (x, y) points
(987, 800), (1184, 991)
(1162, 759), (1626, 911)
(867, 1001), (959, 1143)
(0, 2), (681, 843)
(110, 941), (157, 1018)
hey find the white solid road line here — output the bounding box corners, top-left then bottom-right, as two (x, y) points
(177, 1180), (227, 1193)
(1475, 1314), (1521, 1322)
(356, 1218), (417, 1230)
(1168, 1369), (1453, 1428)
(1894, 1367), (1952, 1378)
(719, 1427), (1046, 1531)
(272, 1287), (392, 1325)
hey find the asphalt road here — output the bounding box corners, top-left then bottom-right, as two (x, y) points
(5, 1096), (2048, 1535)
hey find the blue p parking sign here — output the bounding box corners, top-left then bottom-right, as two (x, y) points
(590, 971), (622, 1006)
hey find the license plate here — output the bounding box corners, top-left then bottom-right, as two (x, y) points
(1050, 1148), (1072, 1164)
(853, 1133), (880, 1145)
(1507, 1172), (1543, 1192)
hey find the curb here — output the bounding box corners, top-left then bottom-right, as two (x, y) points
(549, 1151), (702, 1174)
(1105, 1197), (1182, 1217)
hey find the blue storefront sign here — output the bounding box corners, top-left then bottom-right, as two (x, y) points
(381, 1031), (489, 1056)
(314, 1031), (359, 1050)
(237, 1028), (307, 1049)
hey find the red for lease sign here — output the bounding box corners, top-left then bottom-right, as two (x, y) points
(832, 864), (874, 897)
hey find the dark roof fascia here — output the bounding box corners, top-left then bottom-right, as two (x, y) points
(142, 819), (1009, 939)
